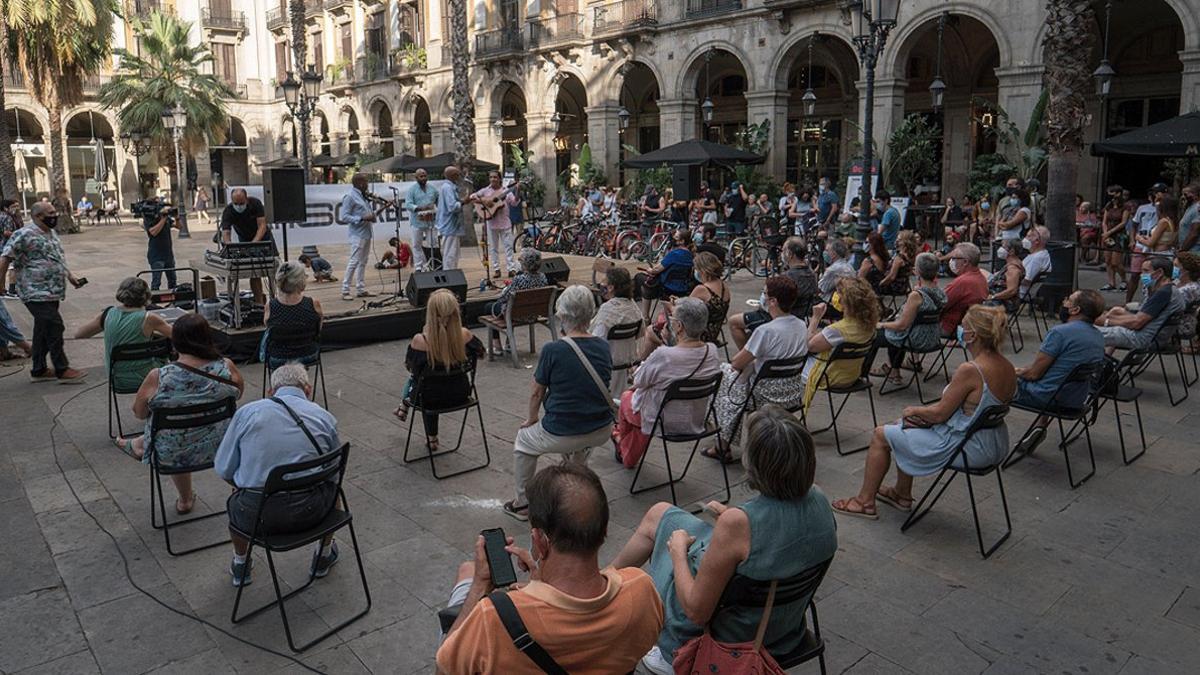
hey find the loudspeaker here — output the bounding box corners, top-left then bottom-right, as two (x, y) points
(540, 256), (570, 284)
(262, 167), (306, 223)
(406, 269), (468, 307)
(672, 165), (702, 201)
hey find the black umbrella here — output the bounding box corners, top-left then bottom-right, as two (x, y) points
(621, 139), (765, 169)
(359, 154), (418, 174)
(260, 156), (302, 168)
(1092, 111), (1200, 157)
(403, 151), (499, 173)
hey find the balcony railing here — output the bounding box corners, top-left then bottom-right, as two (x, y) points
(593, 0), (658, 35)
(474, 27), (523, 59)
(355, 54), (390, 82)
(324, 0), (353, 11)
(685, 0), (741, 19)
(4, 67), (25, 90)
(129, 0), (163, 17)
(305, 0), (323, 16)
(201, 7), (246, 31)
(527, 13), (584, 49)
(265, 7), (286, 30)
(82, 74), (111, 94)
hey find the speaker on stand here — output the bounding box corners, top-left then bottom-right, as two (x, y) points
(263, 167), (307, 261)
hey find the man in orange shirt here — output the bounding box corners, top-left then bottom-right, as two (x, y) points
(436, 464), (664, 674)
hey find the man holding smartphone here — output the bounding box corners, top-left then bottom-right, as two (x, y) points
(436, 465), (663, 674)
(0, 202), (87, 382)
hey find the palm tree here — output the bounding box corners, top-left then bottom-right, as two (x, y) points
(0, 15), (19, 200)
(6, 0), (117, 233)
(1043, 0), (1096, 242)
(288, 0), (312, 181)
(448, 0), (473, 168)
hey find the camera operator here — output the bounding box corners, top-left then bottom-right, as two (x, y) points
(137, 198), (177, 291)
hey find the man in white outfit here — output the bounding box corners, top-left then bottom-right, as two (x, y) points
(436, 166), (465, 271)
(338, 173), (377, 300)
(470, 170), (518, 278)
(406, 168), (439, 271)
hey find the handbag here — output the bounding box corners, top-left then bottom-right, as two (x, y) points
(672, 580), (788, 675)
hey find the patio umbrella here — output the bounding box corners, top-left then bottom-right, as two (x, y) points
(620, 138), (765, 169)
(359, 154), (418, 174)
(13, 149), (29, 213)
(1091, 111), (1200, 157)
(93, 137), (108, 184)
(402, 151), (499, 173)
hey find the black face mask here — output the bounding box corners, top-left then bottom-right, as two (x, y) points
(1058, 306), (1074, 324)
(41, 215), (58, 228)
(1005, 186), (1017, 196)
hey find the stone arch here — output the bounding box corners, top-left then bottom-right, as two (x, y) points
(598, 58), (666, 105)
(882, 2), (1012, 80)
(674, 41), (755, 99)
(769, 25), (860, 92)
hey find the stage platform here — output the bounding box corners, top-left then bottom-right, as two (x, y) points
(210, 251), (632, 361)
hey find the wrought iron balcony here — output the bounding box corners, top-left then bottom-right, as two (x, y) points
(356, 54), (390, 82)
(129, 0), (163, 18)
(685, 0), (741, 19)
(265, 7), (286, 31)
(324, 0), (353, 13)
(593, 0), (658, 36)
(527, 13), (584, 49)
(201, 7), (246, 32)
(82, 74), (111, 94)
(473, 27), (523, 60)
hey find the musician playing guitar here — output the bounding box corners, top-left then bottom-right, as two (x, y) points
(468, 170), (522, 280)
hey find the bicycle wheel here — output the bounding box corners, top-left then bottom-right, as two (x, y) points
(725, 237), (751, 278)
(624, 239), (649, 262)
(618, 234), (644, 260)
(750, 245), (773, 278)
(648, 231), (669, 252)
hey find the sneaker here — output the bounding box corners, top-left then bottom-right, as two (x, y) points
(502, 500), (529, 521)
(29, 370), (57, 383)
(356, 290), (376, 298)
(1015, 426), (1048, 457)
(640, 646), (673, 675)
(1099, 284), (1116, 291)
(310, 541), (340, 579)
(230, 557), (253, 587)
(56, 368), (88, 384)
(1119, 284), (1127, 291)
(341, 293), (355, 301)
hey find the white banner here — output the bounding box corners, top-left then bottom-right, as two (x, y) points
(230, 180), (450, 250)
(843, 174), (879, 213)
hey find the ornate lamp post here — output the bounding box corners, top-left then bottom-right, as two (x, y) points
(1093, 1), (1115, 97)
(160, 102), (190, 238)
(843, 0), (901, 245)
(700, 48), (716, 127)
(802, 36), (818, 117)
(929, 12), (947, 110)
(281, 67), (324, 181)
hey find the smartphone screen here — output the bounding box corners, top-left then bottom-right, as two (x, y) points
(481, 528), (518, 587)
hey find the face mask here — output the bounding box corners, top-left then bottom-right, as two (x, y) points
(1006, 187), (1017, 196)
(693, 231), (704, 245)
(232, 203), (247, 213)
(819, 185), (827, 194)
(1173, 266), (1182, 281)
(759, 292), (768, 309)
(949, 258), (961, 275)
(1021, 237), (1033, 250)
(822, 250), (832, 265)
(1141, 273), (1154, 289)
(694, 270), (703, 284)
(980, 201), (990, 210)
(42, 215), (58, 228)
(996, 247), (1008, 260)
(956, 324), (966, 345)
(1009, 197), (1020, 207)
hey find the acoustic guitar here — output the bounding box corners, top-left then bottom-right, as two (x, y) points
(474, 181), (523, 222)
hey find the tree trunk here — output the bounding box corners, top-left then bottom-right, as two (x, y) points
(448, 0), (477, 247)
(46, 99), (77, 233)
(289, 0), (312, 183)
(1042, 0), (1095, 243)
(0, 18), (19, 201)
(1045, 149), (1079, 241)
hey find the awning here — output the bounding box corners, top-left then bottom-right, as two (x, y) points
(1091, 111), (1200, 157)
(620, 139), (765, 169)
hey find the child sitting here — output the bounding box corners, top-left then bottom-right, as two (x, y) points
(298, 253), (336, 282)
(376, 237), (412, 270)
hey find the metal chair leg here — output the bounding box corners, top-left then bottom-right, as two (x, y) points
(1058, 417), (1095, 489)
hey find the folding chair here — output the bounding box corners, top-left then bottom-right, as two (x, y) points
(261, 324), (328, 408)
(1178, 300), (1200, 388)
(108, 338), (172, 438)
(230, 443), (372, 653)
(647, 264), (696, 320)
(901, 404), (1013, 559)
(147, 397), (237, 556)
(715, 558), (835, 674)
(631, 372), (729, 506)
(726, 356), (808, 446)
(806, 340), (878, 456)
(1091, 351), (1152, 466)
(402, 360), (491, 479)
(1009, 271), (1049, 349)
(1002, 361), (1101, 488)
(606, 320), (643, 400)
(877, 307), (945, 404)
(480, 286), (558, 368)
(1151, 311), (1190, 406)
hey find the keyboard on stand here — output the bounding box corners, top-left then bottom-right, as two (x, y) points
(201, 247), (280, 328)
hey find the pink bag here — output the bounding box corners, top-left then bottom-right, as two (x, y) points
(672, 581), (788, 675)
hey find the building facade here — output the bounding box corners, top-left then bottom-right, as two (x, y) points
(4, 0), (1199, 208)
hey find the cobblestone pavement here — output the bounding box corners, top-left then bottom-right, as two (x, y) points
(1, 223), (1197, 674)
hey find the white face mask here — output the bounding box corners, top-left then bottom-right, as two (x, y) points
(759, 291), (768, 308)
(949, 258), (962, 275)
(1021, 237), (1033, 250)
(997, 247), (1008, 260)
(232, 203), (247, 213)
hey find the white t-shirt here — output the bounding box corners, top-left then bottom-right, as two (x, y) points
(1021, 249), (1051, 297)
(1132, 204), (1158, 252)
(1000, 207), (1031, 240)
(745, 314), (809, 375)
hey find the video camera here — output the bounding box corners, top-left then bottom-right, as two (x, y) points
(130, 197), (178, 220)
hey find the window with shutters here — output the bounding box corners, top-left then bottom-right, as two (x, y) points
(212, 43), (238, 89)
(340, 24), (353, 61)
(365, 12), (387, 58)
(311, 31), (324, 72)
(274, 41), (289, 83)
(398, 1), (424, 48)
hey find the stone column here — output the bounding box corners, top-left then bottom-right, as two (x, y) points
(995, 65), (1045, 140)
(429, 121), (452, 156)
(658, 98), (698, 146)
(525, 111), (558, 209)
(856, 76), (907, 170)
(585, 104), (621, 182)
(744, 90), (789, 179)
(473, 118), (501, 167)
(1180, 49), (1200, 113)
(391, 122), (413, 157)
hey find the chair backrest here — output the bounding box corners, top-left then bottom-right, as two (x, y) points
(606, 320), (643, 342)
(1042, 360), (1102, 410)
(266, 322), (321, 350)
(262, 441), (350, 495)
(950, 405), (1010, 471)
(507, 285), (557, 323)
(110, 337), (173, 364)
(816, 338), (876, 380)
(753, 355), (807, 383)
(716, 557), (833, 614)
(662, 371), (722, 404)
(913, 307), (943, 327)
(147, 396), (237, 471)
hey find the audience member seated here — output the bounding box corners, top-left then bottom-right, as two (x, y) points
(504, 285), (614, 521)
(1175, 252), (1200, 353)
(612, 406), (837, 674)
(75, 277), (172, 392)
(879, 230), (918, 297)
(75, 195), (94, 218)
(1096, 256), (1185, 354)
(694, 222), (726, 262)
(377, 237), (410, 270)
(870, 253), (946, 384)
(393, 289), (485, 450)
(858, 232), (892, 293)
(116, 314), (244, 515)
(438, 464), (663, 674)
(641, 252), (729, 360)
(490, 247), (549, 318)
(215, 363), (341, 587)
(1020, 226), (1052, 297)
(613, 298), (722, 468)
(985, 239), (1026, 312)
(832, 305), (1016, 519)
(818, 238), (856, 303)
(261, 261), (323, 368)
(1011, 290), (1106, 455)
(729, 237), (818, 349)
(298, 253), (336, 282)
(590, 266), (644, 398)
(801, 277), (880, 411)
(102, 195), (119, 216)
(636, 229), (695, 319)
(941, 242), (989, 337)
(708, 276), (807, 462)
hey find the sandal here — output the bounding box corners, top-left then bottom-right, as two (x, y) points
(175, 491), (196, 515)
(701, 446), (737, 464)
(831, 497), (878, 520)
(876, 487), (914, 512)
(427, 437), (439, 453)
(393, 403), (410, 422)
(114, 437), (142, 460)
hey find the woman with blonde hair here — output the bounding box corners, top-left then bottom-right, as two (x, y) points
(832, 304), (1016, 518)
(801, 277), (880, 410)
(394, 289), (484, 452)
(879, 229), (918, 295)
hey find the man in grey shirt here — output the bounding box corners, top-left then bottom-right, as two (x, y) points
(818, 238), (856, 302)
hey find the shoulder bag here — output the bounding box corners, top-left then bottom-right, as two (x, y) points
(489, 590), (568, 675)
(561, 336), (618, 415)
(672, 580), (788, 675)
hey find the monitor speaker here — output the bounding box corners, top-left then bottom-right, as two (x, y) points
(262, 167), (306, 223)
(540, 256), (571, 284)
(406, 269), (468, 307)
(672, 165), (702, 202)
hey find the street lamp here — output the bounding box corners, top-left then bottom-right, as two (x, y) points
(161, 102), (191, 238)
(929, 12), (947, 110)
(1093, 1), (1116, 97)
(802, 35), (818, 118)
(618, 106), (631, 131)
(843, 0), (901, 246)
(701, 48), (716, 126)
(282, 66), (324, 182)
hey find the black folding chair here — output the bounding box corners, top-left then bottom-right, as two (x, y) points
(147, 397), (237, 556)
(108, 338), (172, 439)
(402, 361), (491, 479)
(1003, 361), (1101, 488)
(631, 372), (729, 506)
(1178, 300), (1200, 388)
(1150, 311), (1190, 406)
(806, 340), (878, 456)
(877, 307), (945, 404)
(1009, 271), (1049, 349)
(647, 264), (696, 319)
(714, 558), (835, 674)
(229, 443), (371, 653)
(606, 319), (644, 395)
(1091, 351), (1152, 466)
(261, 324), (328, 409)
(902, 404), (1013, 559)
(726, 356), (807, 447)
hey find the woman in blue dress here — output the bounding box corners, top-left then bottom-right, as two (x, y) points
(611, 405), (838, 674)
(833, 304), (1016, 518)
